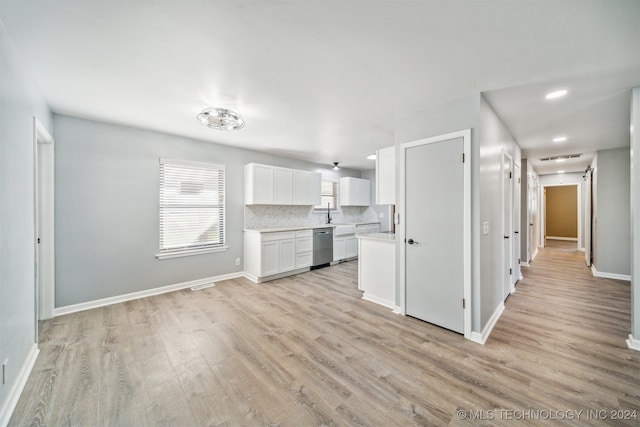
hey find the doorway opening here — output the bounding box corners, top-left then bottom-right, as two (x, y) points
(541, 183), (581, 252)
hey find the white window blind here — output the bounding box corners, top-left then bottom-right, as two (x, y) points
(159, 159), (226, 257)
(315, 180), (338, 210)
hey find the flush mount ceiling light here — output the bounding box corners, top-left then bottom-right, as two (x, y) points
(553, 136), (567, 142)
(332, 162), (340, 170)
(366, 153), (377, 160)
(197, 107), (245, 131)
(545, 89), (568, 100)
(557, 170), (565, 174)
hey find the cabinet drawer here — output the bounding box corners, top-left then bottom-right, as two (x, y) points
(296, 252), (313, 269)
(295, 229), (313, 238)
(262, 231), (296, 242)
(296, 236), (313, 253)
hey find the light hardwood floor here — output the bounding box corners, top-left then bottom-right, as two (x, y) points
(10, 243), (640, 426)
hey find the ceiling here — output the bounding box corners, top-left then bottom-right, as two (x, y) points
(1, 0), (638, 173)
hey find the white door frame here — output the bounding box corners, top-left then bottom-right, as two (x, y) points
(398, 129), (471, 339)
(34, 117), (55, 324)
(540, 182), (582, 251)
(584, 170), (592, 266)
(513, 162), (521, 283)
(502, 151), (514, 297)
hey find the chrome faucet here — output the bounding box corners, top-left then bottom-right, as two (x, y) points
(326, 203), (332, 224)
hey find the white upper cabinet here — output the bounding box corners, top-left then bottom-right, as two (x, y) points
(293, 170), (321, 206)
(245, 163), (321, 205)
(376, 146), (395, 205)
(245, 163), (273, 205)
(274, 167), (293, 204)
(340, 177), (370, 206)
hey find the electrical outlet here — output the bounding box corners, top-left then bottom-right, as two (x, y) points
(235, 257), (240, 266)
(482, 222), (490, 236)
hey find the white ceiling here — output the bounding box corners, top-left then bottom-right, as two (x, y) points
(1, 1), (638, 173)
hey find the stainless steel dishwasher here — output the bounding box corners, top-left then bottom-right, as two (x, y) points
(312, 227), (333, 269)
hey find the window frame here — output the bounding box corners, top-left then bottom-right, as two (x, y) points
(156, 158), (228, 260)
(313, 178), (341, 213)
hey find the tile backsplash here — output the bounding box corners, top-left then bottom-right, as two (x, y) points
(244, 205), (378, 229)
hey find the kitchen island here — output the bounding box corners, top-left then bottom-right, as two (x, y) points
(357, 233), (396, 310)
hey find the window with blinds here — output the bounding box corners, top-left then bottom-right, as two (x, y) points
(158, 159), (226, 258)
(314, 180), (339, 210)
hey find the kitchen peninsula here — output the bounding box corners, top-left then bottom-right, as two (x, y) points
(358, 233), (396, 310)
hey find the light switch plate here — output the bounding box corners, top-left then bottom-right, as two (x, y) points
(482, 222), (489, 236)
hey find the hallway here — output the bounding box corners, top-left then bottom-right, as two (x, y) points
(491, 240), (639, 415)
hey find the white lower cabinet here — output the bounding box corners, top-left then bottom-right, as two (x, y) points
(295, 230), (313, 268)
(244, 229), (313, 282)
(334, 235), (357, 261)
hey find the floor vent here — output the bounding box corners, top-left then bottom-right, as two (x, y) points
(191, 282), (216, 291)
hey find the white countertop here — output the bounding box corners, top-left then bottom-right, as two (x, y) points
(357, 232), (396, 242)
(244, 222), (380, 233)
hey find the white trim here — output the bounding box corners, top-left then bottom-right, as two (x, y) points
(540, 182), (582, 250)
(392, 306), (401, 314)
(159, 157), (226, 170)
(361, 293), (395, 309)
(54, 272), (245, 316)
(33, 117), (55, 324)
(546, 236), (578, 241)
(520, 261), (530, 267)
(579, 248), (585, 252)
(399, 129), (472, 339)
(590, 265), (631, 282)
(156, 245), (229, 260)
(502, 150), (514, 300)
(531, 248), (539, 261)
(243, 267), (311, 284)
(626, 334), (640, 351)
(0, 344), (39, 427)
(469, 302), (505, 345)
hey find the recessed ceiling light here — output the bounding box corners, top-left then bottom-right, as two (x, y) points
(545, 89), (568, 100)
(557, 170), (565, 174)
(366, 153), (376, 160)
(556, 158), (566, 163)
(553, 136), (567, 142)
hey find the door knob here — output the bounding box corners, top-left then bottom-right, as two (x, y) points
(407, 238), (420, 245)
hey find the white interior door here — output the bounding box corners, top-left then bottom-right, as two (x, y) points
(405, 136), (464, 334)
(503, 153), (513, 299)
(513, 163), (521, 284)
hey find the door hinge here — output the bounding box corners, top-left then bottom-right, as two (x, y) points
(509, 268), (512, 275)
(518, 258), (521, 264)
(518, 177), (521, 184)
(509, 171), (512, 179)
(462, 298), (466, 309)
(37, 238), (41, 244)
(462, 153), (465, 163)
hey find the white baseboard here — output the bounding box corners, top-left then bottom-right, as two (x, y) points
(520, 261), (530, 267)
(626, 334), (640, 351)
(469, 302), (505, 345)
(590, 265), (631, 282)
(579, 248), (585, 252)
(532, 248), (539, 261)
(0, 344), (39, 427)
(546, 236), (578, 241)
(361, 293), (395, 310)
(392, 306), (402, 314)
(54, 272), (246, 316)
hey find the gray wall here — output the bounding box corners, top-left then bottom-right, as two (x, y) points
(53, 114), (361, 307)
(395, 94), (483, 332)
(394, 94), (522, 335)
(0, 19), (52, 422)
(594, 147), (631, 276)
(477, 96), (521, 329)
